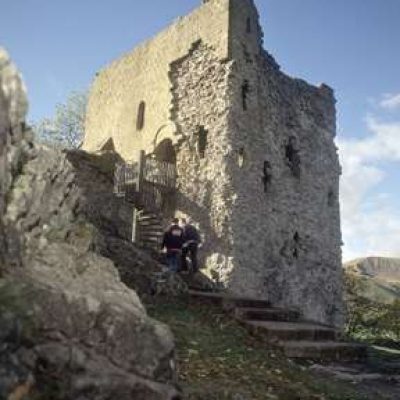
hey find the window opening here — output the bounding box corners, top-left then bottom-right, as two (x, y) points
(238, 147), (246, 168)
(246, 17), (252, 33)
(328, 190), (335, 207)
(285, 136), (301, 178)
(262, 161), (272, 193)
(242, 80), (250, 111)
(293, 232), (300, 259)
(197, 126), (208, 159)
(137, 101), (146, 131)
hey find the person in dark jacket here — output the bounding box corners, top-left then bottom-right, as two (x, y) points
(161, 218), (185, 273)
(181, 218), (201, 273)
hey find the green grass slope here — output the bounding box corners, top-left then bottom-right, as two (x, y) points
(147, 297), (387, 400)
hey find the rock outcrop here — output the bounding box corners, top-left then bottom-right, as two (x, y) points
(344, 257), (400, 304)
(345, 257), (400, 281)
(0, 48), (181, 399)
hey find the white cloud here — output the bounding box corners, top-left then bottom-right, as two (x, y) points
(380, 93), (400, 110)
(337, 115), (400, 262)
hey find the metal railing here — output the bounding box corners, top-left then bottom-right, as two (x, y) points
(143, 157), (176, 190)
(114, 151), (176, 209)
(114, 162), (139, 197)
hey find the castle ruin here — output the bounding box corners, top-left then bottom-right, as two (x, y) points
(84, 0), (344, 327)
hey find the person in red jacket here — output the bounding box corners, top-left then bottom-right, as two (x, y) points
(161, 218), (184, 273)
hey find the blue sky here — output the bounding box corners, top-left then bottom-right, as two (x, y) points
(1, 0), (399, 261)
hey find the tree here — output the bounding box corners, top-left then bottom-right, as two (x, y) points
(33, 90), (87, 149)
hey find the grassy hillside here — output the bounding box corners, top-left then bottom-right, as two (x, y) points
(344, 258), (400, 345)
(344, 257), (400, 304)
(146, 296), (391, 400)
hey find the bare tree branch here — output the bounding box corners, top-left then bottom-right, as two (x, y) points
(32, 90), (87, 149)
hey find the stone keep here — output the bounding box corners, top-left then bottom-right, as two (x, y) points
(84, 0), (344, 327)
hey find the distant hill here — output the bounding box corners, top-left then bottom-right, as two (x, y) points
(344, 257), (400, 304)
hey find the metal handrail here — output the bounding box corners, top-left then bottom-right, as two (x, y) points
(114, 154), (176, 207)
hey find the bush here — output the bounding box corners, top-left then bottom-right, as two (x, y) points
(344, 271), (400, 345)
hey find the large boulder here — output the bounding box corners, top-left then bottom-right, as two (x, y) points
(0, 48), (181, 399)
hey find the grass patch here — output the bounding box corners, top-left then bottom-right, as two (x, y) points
(147, 297), (374, 400)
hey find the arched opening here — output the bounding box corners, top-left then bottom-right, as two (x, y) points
(137, 101), (146, 131)
(152, 138), (176, 216)
(153, 138), (176, 164)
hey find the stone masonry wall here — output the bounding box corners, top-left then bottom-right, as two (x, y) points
(223, 0), (344, 327)
(170, 42), (237, 281)
(84, 0), (230, 161)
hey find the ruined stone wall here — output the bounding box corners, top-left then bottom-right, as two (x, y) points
(170, 42), (237, 280)
(223, 0), (344, 327)
(84, 0), (230, 161)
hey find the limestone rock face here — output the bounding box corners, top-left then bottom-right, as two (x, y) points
(0, 48), (28, 129)
(345, 257), (400, 281)
(0, 48), (180, 399)
(344, 257), (400, 304)
(0, 47), (30, 273)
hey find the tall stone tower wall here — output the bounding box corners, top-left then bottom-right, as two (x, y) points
(221, 0), (344, 327)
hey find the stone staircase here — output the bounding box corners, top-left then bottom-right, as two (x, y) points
(137, 211), (164, 252)
(113, 150), (175, 252)
(188, 290), (367, 361)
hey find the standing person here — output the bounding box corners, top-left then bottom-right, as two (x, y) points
(161, 218), (184, 273)
(181, 218), (201, 273)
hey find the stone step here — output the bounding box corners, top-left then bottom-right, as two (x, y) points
(138, 236), (161, 244)
(139, 224), (164, 233)
(234, 307), (301, 323)
(139, 221), (161, 226)
(139, 235), (161, 242)
(139, 220), (163, 226)
(139, 226), (163, 231)
(140, 226), (164, 235)
(244, 321), (337, 342)
(139, 242), (160, 250)
(188, 290), (228, 305)
(233, 298), (272, 309)
(138, 232), (163, 240)
(280, 340), (367, 361)
(188, 290), (271, 308)
(138, 214), (161, 221)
